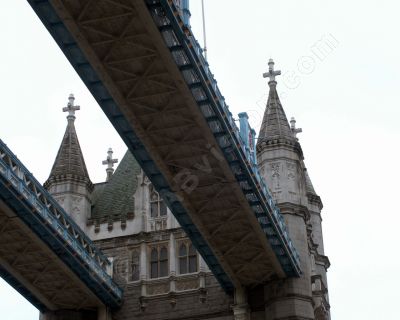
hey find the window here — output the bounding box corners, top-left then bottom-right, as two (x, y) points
(130, 250), (140, 281)
(150, 246), (169, 278)
(179, 243), (197, 274)
(150, 186), (167, 218)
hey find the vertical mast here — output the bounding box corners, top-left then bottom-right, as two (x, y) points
(201, 0), (208, 61)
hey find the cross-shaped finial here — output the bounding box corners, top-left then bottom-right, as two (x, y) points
(290, 117), (302, 140)
(62, 93), (80, 121)
(263, 58), (281, 84)
(102, 148), (118, 181)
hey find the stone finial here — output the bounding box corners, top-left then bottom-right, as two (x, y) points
(263, 58), (281, 84)
(102, 148), (118, 181)
(290, 117), (302, 140)
(62, 93), (80, 121)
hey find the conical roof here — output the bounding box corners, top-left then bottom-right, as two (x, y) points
(258, 82), (294, 143)
(44, 95), (92, 190)
(256, 60), (302, 157)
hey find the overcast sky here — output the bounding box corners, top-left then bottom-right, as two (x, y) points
(1, 1), (400, 319)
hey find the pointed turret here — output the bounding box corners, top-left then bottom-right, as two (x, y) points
(256, 59), (330, 320)
(44, 94), (93, 231)
(258, 59), (292, 142)
(45, 94), (92, 187)
(257, 59), (302, 157)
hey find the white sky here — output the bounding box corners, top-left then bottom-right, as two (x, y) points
(1, 0), (400, 319)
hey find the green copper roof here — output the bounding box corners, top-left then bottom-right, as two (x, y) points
(91, 151), (141, 222)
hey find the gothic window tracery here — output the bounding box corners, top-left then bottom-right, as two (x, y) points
(150, 246), (169, 278)
(178, 242), (198, 274)
(150, 186), (167, 218)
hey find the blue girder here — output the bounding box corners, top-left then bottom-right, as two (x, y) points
(26, 0), (301, 295)
(0, 139), (123, 309)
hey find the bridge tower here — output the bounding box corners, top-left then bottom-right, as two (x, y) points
(44, 94), (93, 231)
(257, 60), (330, 319)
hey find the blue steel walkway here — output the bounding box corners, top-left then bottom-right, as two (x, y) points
(26, 0), (301, 293)
(0, 139), (122, 310)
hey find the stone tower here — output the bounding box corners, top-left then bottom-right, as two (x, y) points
(44, 94), (93, 231)
(256, 59), (330, 319)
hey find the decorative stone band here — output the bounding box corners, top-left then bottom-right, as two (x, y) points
(256, 136), (304, 159)
(87, 212), (135, 233)
(44, 173), (94, 192)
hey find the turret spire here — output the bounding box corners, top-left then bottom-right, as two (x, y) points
(44, 94), (93, 230)
(44, 94), (92, 190)
(257, 59), (297, 149)
(102, 148), (118, 181)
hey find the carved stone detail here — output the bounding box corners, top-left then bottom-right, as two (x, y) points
(72, 196), (82, 214)
(147, 282), (169, 295)
(175, 278), (199, 291)
(150, 217), (167, 231)
(270, 163), (280, 177)
(286, 161), (296, 180)
(270, 162), (281, 190)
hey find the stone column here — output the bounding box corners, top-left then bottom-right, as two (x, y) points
(264, 206), (314, 320)
(169, 233), (176, 291)
(140, 241), (147, 296)
(232, 288), (250, 320)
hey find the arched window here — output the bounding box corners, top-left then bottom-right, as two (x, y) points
(150, 248), (158, 278)
(179, 243), (198, 274)
(179, 244), (188, 274)
(150, 246), (169, 278)
(188, 244), (197, 273)
(150, 186), (167, 218)
(160, 247), (168, 277)
(130, 250), (140, 281)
